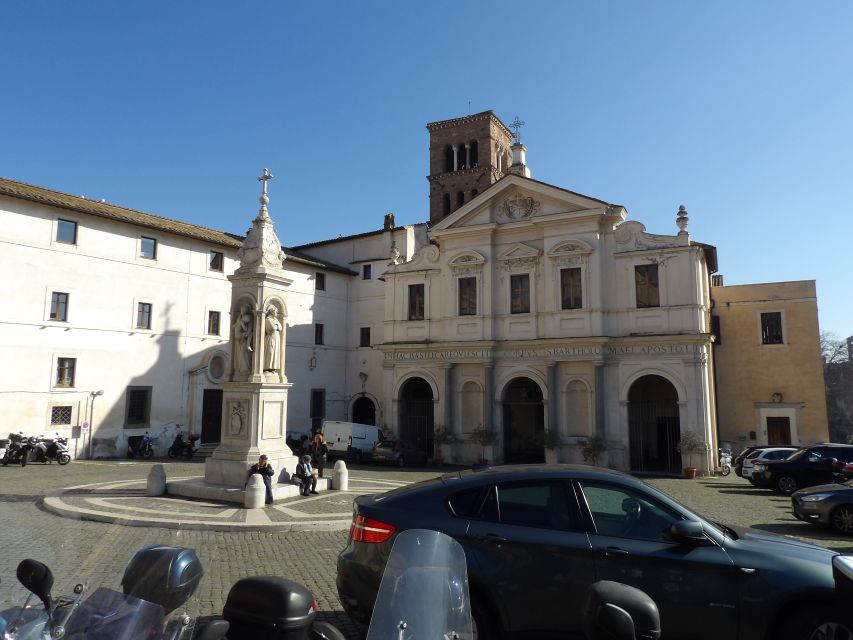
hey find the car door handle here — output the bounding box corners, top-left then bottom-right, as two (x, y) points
(604, 546), (629, 557)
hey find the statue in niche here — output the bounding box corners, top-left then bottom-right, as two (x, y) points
(233, 303), (254, 375)
(264, 307), (283, 371)
(229, 401), (246, 436)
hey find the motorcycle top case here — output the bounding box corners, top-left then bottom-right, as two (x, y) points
(223, 575), (316, 639)
(121, 545), (203, 614)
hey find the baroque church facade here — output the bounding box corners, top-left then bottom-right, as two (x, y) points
(0, 111), (828, 474)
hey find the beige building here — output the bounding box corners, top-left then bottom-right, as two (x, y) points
(712, 279), (829, 450)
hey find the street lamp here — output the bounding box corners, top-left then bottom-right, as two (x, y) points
(87, 390), (104, 459)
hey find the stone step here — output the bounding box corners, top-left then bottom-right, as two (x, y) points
(194, 443), (219, 459)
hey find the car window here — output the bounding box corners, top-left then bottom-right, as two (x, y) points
(746, 450), (764, 459)
(579, 482), (681, 542)
(448, 487), (484, 517)
(477, 481), (576, 531)
(768, 450), (793, 460)
(786, 448), (809, 461)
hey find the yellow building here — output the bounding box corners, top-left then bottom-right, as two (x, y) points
(712, 279), (829, 449)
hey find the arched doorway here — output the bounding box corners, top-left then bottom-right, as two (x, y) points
(628, 375), (682, 474)
(399, 378), (434, 458)
(352, 397), (376, 425)
(503, 377), (544, 464)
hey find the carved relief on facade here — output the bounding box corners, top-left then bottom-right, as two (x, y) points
(397, 243), (440, 271)
(548, 239), (593, 268)
(499, 193), (541, 220)
(228, 400), (248, 436)
(615, 220), (679, 251)
(497, 243), (540, 272)
(448, 250), (485, 276)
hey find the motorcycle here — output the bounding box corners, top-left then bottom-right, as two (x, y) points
(719, 448), (732, 476)
(127, 432), (154, 459)
(1, 433), (37, 467)
(168, 432), (200, 460)
(30, 434), (71, 465)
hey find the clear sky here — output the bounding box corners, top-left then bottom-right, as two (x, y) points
(2, 1), (851, 337)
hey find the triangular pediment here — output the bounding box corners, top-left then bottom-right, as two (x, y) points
(430, 174), (624, 235)
(498, 243), (540, 261)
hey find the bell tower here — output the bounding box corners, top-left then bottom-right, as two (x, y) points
(426, 110), (514, 224)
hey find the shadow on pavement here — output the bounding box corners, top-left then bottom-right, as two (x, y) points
(0, 493), (40, 503)
(750, 522), (853, 549)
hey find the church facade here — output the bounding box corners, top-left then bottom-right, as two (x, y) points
(0, 111), (828, 474)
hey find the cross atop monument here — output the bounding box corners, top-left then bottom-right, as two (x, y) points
(510, 116), (525, 144)
(257, 168), (274, 196)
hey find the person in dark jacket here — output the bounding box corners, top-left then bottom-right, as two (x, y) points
(311, 433), (329, 478)
(247, 454), (275, 505)
(294, 454), (318, 496)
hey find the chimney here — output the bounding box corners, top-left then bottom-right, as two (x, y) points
(383, 212), (395, 230)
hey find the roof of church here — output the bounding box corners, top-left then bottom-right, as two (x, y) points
(0, 176), (357, 275)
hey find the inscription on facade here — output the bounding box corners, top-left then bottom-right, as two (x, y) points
(384, 344), (702, 361)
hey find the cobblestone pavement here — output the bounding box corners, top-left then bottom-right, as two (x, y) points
(1, 461), (852, 639)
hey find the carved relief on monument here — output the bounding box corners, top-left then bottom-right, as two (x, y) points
(228, 400), (248, 437)
(263, 299), (286, 373)
(231, 298), (256, 377)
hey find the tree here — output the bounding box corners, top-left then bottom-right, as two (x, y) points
(821, 331), (849, 365)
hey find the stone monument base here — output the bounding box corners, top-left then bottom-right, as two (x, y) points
(167, 475), (330, 504)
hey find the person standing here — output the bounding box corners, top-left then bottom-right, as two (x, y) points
(295, 454), (318, 496)
(311, 433), (329, 478)
(247, 454), (275, 505)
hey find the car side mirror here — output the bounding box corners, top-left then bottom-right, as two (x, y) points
(583, 581), (661, 640)
(16, 559), (53, 611)
(667, 521), (707, 544)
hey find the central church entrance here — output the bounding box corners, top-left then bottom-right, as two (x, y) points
(503, 377), (544, 464)
(628, 375), (681, 474)
(399, 378), (434, 459)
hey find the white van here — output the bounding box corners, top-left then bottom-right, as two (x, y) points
(321, 420), (384, 460)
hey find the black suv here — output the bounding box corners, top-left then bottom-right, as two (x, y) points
(751, 444), (853, 494)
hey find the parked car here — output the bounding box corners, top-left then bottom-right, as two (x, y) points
(733, 445), (765, 477)
(792, 482), (853, 535)
(840, 462), (853, 482)
(742, 447), (798, 481)
(751, 444), (853, 494)
(337, 464), (847, 640)
(371, 440), (427, 467)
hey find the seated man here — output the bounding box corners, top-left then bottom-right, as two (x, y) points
(246, 454), (275, 505)
(294, 454), (318, 496)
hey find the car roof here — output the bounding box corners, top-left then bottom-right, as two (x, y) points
(442, 463), (638, 485)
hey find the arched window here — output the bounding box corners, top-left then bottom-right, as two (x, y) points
(456, 191), (465, 208)
(470, 140), (479, 166)
(443, 193), (451, 216)
(444, 146), (454, 173)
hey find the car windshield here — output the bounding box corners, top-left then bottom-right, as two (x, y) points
(785, 448), (810, 461)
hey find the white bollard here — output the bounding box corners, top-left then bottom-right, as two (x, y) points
(244, 474), (266, 509)
(146, 464), (166, 496)
(333, 459), (349, 491)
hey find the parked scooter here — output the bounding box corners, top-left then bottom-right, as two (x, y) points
(718, 448), (732, 476)
(168, 432), (200, 460)
(30, 434), (71, 465)
(1, 433), (37, 467)
(127, 431), (154, 459)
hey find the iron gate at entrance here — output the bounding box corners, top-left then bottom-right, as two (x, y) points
(399, 378), (433, 458)
(628, 375), (682, 474)
(503, 377), (545, 464)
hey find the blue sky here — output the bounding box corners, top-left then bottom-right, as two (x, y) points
(3, 1), (851, 337)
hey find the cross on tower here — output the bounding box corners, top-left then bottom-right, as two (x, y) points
(510, 116), (525, 144)
(257, 168), (274, 196)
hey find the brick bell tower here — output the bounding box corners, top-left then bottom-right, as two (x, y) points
(426, 110), (514, 224)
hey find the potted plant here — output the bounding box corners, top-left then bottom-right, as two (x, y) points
(433, 426), (456, 464)
(579, 434), (608, 467)
(543, 429), (560, 464)
(676, 429), (708, 479)
(470, 426), (496, 464)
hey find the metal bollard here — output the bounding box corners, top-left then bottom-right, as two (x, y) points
(244, 474), (266, 509)
(146, 464), (166, 496)
(333, 459), (349, 491)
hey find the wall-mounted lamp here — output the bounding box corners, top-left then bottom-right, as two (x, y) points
(309, 355), (317, 370)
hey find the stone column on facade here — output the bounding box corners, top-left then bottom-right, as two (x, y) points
(442, 363), (455, 433)
(452, 145), (458, 171)
(594, 361), (606, 438)
(484, 363), (494, 432)
(546, 361), (558, 436)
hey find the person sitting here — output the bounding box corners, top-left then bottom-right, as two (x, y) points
(294, 454), (318, 496)
(246, 454), (275, 505)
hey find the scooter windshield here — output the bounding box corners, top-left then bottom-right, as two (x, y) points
(63, 587), (165, 640)
(366, 529), (473, 640)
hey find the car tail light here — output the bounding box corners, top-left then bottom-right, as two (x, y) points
(349, 513), (396, 543)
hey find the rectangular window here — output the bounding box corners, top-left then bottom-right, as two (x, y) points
(458, 277), (477, 316)
(310, 388), (325, 434)
(362, 264), (372, 280)
(51, 405), (73, 426)
(137, 302), (152, 329)
(209, 250), (224, 272)
(208, 310), (221, 335)
(635, 264), (660, 308)
(56, 357), (76, 387)
(140, 236), (157, 259)
(315, 272), (326, 291)
(360, 326), (371, 347)
(560, 268), (583, 310)
(408, 283), (425, 320)
(50, 292), (69, 321)
(510, 274), (530, 314)
(315, 323), (325, 345)
(56, 218), (78, 245)
(126, 387), (151, 427)
(761, 312), (783, 345)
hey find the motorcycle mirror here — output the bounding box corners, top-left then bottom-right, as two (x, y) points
(583, 581), (661, 640)
(667, 520), (707, 543)
(16, 559), (54, 611)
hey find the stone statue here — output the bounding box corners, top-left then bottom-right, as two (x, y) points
(264, 307), (282, 371)
(233, 303), (254, 374)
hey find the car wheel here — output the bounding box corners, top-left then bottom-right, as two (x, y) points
(831, 505), (853, 536)
(775, 603), (852, 640)
(776, 475), (799, 494)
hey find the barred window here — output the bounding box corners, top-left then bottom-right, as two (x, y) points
(56, 358), (76, 387)
(126, 387), (151, 427)
(51, 406), (72, 425)
(761, 312), (783, 345)
(560, 268), (582, 310)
